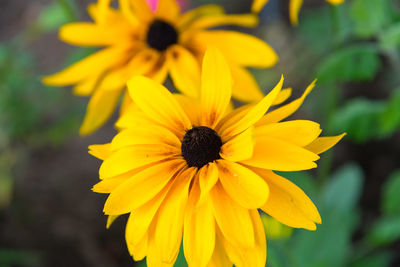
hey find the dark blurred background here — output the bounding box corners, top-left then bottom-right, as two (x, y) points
(1, 0), (400, 266)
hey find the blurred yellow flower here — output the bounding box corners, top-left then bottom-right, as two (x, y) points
(89, 48), (344, 266)
(43, 0), (278, 135)
(261, 213), (293, 239)
(252, 0), (345, 25)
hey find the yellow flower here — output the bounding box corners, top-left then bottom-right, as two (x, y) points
(261, 213), (293, 239)
(43, 0), (278, 135)
(89, 48), (344, 266)
(252, 0), (345, 25)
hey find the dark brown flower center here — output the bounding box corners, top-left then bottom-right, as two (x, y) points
(181, 126), (222, 168)
(146, 19), (178, 51)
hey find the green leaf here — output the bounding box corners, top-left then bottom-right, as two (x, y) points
(316, 45), (381, 83)
(351, 251), (393, 267)
(367, 216), (400, 246)
(0, 173), (13, 209)
(290, 206), (359, 267)
(288, 164), (363, 267)
(298, 7), (333, 52)
(381, 170), (400, 215)
(330, 98), (385, 143)
(323, 163), (364, 212)
(350, 0), (391, 38)
(379, 23), (400, 50)
(0, 250), (43, 267)
(379, 90), (400, 137)
(266, 240), (291, 267)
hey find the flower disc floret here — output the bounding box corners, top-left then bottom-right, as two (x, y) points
(181, 126), (222, 168)
(146, 19), (178, 51)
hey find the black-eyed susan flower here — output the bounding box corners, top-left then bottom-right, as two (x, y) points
(252, 0), (345, 25)
(43, 0), (278, 135)
(89, 48), (344, 266)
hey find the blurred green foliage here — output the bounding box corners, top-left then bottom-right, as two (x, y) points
(0, 0), (84, 225)
(297, 0), (400, 142)
(0, 250), (43, 267)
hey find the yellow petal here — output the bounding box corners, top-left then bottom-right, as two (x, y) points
(96, 0), (112, 24)
(119, 91), (133, 116)
(255, 120), (322, 147)
(106, 215), (119, 229)
(126, 219), (149, 261)
(183, 180), (215, 267)
(304, 133), (346, 154)
(222, 210), (266, 267)
(79, 88), (122, 135)
(241, 136), (320, 171)
(173, 94), (200, 125)
(289, 0), (303, 26)
(198, 163), (219, 206)
(167, 45), (201, 98)
(210, 183), (255, 247)
(119, 0), (141, 26)
(251, 0), (269, 13)
(72, 76), (98, 96)
(115, 105), (155, 130)
(93, 166), (147, 191)
(154, 167), (197, 263)
(220, 127), (254, 161)
(194, 31), (278, 68)
(216, 104), (254, 133)
(207, 231), (232, 267)
(200, 47), (233, 128)
(220, 75), (283, 138)
(59, 22), (132, 46)
(127, 180), (173, 246)
(127, 76), (192, 138)
(146, 226), (176, 267)
(178, 5), (224, 29)
(155, 0), (180, 21)
(272, 88), (292, 106)
(230, 64), (264, 102)
(147, 57), (169, 84)
(104, 159), (185, 215)
(252, 168), (321, 230)
(92, 173), (130, 193)
(111, 125), (181, 151)
(130, 0), (153, 21)
(188, 14), (258, 30)
(326, 0), (345, 5)
(256, 80), (316, 126)
(216, 160), (269, 209)
(99, 145), (180, 179)
(98, 48), (159, 92)
(42, 47), (126, 86)
(88, 2), (127, 25)
(88, 143), (111, 160)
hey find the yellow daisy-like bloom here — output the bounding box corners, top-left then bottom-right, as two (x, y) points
(43, 0), (278, 135)
(90, 48), (344, 266)
(261, 213), (293, 239)
(252, 0), (345, 25)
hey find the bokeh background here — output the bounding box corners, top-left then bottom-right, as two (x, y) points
(1, 0), (400, 266)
